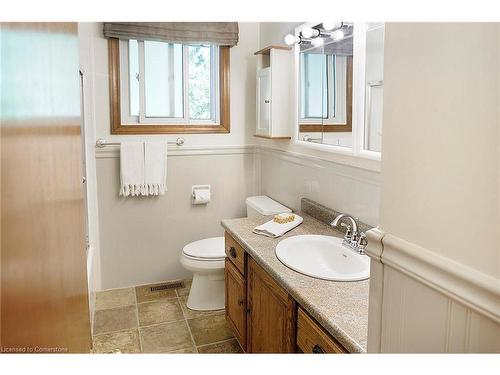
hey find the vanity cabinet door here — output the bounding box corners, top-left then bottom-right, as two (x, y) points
(247, 258), (296, 353)
(225, 258), (247, 351)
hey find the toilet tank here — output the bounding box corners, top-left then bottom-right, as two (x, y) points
(245, 195), (292, 218)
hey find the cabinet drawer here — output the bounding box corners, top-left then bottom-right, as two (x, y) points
(225, 232), (245, 275)
(297, 308), (347, 354)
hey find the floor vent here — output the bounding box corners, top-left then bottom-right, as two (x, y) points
(150, 281), (184, 292)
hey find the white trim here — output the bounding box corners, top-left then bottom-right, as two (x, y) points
(365, 229), (500, 324)
(95, 142), (382, 173)
(95, 144), (256, 159)
(257, 145), (381, 185)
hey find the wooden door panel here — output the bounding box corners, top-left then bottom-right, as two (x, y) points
(247, 258), (296, 353)
(1, 22), (91, 352)
(225, 258), (247, 351)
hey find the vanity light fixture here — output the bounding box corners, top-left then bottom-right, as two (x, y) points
(284, 22), (346, 46)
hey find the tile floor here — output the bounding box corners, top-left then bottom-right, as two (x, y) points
(92, 279), (242, 354)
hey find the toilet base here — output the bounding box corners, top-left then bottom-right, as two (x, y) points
(186, 271), (225, 311)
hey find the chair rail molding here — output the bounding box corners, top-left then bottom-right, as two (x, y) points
(365, 228), (500, 353)
(95, 144), (256, 158)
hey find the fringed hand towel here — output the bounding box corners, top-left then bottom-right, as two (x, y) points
(253, 214), (304, 238)
(144, 141), (167, 195)
(120, 142), (145, 196)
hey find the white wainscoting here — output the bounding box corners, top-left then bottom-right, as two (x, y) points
(94, 143), (381, 289)
(257, 145), (381, 226)
(366, 228), (500, 353)
(95, 144), (258, 290)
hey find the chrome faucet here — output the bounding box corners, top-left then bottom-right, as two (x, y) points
(330, 214), (367, 254)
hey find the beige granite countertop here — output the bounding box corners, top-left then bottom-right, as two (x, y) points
(221, 212), (369, 353)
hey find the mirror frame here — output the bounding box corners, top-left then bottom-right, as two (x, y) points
(292, 22), (382, 166)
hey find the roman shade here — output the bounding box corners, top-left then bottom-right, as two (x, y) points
(103, 22), (239, 47)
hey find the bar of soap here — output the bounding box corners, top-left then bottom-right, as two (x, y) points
(273, 213), (295, 224)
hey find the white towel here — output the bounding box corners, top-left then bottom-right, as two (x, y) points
(120, 142), (145, 197)
(144, 142), (167, 195)
(253, 214), (304, 238)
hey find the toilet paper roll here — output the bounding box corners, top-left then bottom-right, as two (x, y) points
(193, 189), (211, 204)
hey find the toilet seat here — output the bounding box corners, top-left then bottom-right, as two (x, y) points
(182, 237), (225, 260)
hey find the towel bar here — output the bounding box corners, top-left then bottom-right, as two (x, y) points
(95, 138), (185, 148)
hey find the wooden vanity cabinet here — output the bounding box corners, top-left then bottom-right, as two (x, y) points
(224, 232), (347, 354)
(247, 257), (296, 353)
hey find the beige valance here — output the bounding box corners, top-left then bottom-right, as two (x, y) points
(103, 22), (239, 47)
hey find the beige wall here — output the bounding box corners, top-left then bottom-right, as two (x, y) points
(367, 22), (500, 353)
(259, 22), (301, 48)
(81, 22), (260, 289)
(381, 23), (500, 278)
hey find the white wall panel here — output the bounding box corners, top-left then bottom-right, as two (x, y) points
(96, 151), (256, 289)
(259, 148), (381, 226)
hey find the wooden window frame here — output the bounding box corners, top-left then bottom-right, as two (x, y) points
(108, 38), (230, 135)
(299, 56), (353, 133)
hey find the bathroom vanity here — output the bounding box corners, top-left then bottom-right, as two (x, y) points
(221, 199), (370, 353)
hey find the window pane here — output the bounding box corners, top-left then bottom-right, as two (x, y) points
(128, 40), (139, 116)
(188, 45), (212, 120)
(144, 41), (183, 118)
(300, 53), (328, 119)
(331, 55), (336, 117)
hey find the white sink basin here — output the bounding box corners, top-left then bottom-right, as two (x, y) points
(275, 235), (370, 281)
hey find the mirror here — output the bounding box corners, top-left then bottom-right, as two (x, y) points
(363, 23), (385, 152)
(295, 22), (385, 155)
(298, 23), (354, 148)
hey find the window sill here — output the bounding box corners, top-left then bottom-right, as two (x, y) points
(293, 139), (381, 172)
(110, 123), (230, 135)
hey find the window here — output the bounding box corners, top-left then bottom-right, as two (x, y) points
(109, 38), (230, 134)
(300, 53), (328, 119)
(299, 52), (352, 133)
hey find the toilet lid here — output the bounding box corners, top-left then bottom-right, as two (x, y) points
(182, 237), (225, 260)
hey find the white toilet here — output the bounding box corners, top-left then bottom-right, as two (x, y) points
(180, 195), (291, 311)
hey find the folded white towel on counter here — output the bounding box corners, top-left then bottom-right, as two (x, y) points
(144, 142), (167, 195)
(120, 142), (145, 197)
(253, 214), (303, 238)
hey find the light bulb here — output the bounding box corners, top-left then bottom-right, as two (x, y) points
(322, 22), (342, 31)
(301, 26), (319, 39)
(284, 34), (297, 45)
(332, 29), (345, 41)
(311, 38), (324, 47)
(301, 26), (313, 38)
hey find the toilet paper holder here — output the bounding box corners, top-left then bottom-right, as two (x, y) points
(192, 185), (211, 204)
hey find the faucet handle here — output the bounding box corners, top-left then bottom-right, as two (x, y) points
(340, 223), (352, 240)
(358, 233), (368, 252)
